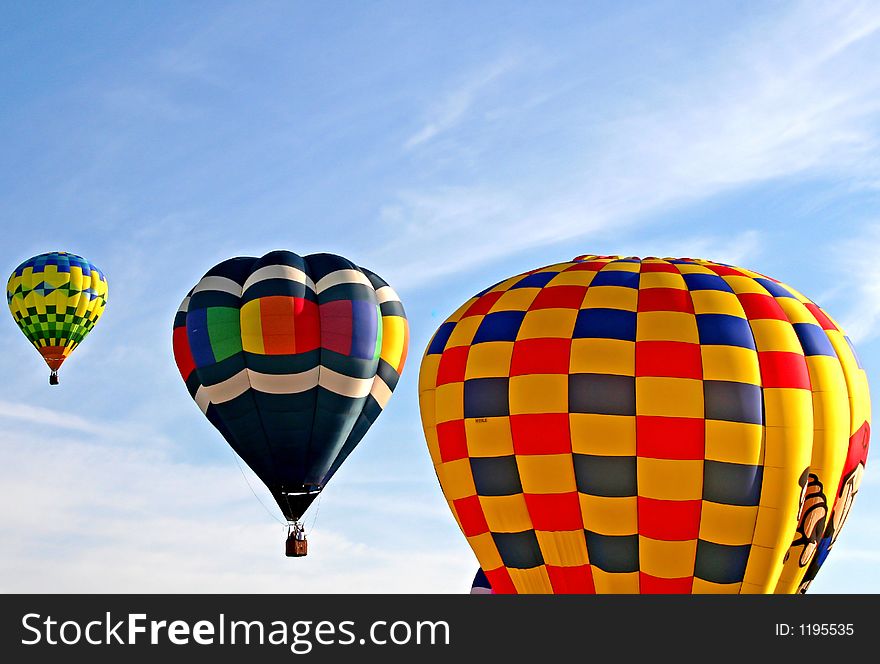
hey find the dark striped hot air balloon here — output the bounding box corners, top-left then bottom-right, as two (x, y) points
(419, 255), (869, 593)
(173, 250), (408, 554)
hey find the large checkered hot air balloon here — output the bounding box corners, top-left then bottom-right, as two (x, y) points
(419, 255), (870, 593)
(6, 251), (108, 385)
(173, 250), (408, 555)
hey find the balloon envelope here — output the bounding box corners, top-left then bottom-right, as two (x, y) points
(471, 568), (494, 594)
(419, 255), (870, 593)
(174, 250), (408, 521)
(6, 251), (108, 379)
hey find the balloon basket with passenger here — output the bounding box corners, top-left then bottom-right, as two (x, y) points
(286, 522), (308, 558)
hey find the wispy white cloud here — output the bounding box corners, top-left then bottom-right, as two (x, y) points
(0, 400), (140, 439)
(377, 2), (880, 286)
(0, 406), (472, 593)
(403, 56), (518, 150)
(832, 222), (880, 343)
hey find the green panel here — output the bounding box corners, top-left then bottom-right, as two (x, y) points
(373, 304), (383, 361)
(207, 306), (243, 362)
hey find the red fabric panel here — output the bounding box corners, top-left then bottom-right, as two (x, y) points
(637, 497), (702, 540)
(319, 299), (353, 355)
(524, 492), (583, 531)
(172, 326), (196, 379)
(511, 413), (572, 454)
(636, 416), (705, 459)
(510, 338), (571, 376)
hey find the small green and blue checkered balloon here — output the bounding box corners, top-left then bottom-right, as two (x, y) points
(6, 252), (108, 384)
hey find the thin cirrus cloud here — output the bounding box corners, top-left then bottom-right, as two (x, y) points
(0, 421), (468, 593)
(0, 399), (160, 443)
(375, 2), (880, 288)
(835, 222), (880, 344)
(403, 55), (520, 150)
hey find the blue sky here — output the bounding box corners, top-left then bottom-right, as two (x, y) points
(1, 0), (879, 592)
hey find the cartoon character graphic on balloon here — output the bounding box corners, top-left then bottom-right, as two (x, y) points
(790, 422), (870, 593)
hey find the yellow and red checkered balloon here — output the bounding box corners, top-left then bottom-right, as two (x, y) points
(419, 255), (870, 594)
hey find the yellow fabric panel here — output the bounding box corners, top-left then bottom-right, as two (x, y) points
(721, 275), (767, 295)
(639, 537), (697, 578)
(536, 262), (575, 273)
(582, 286), (638, 311)
(635, 377), (704, 418)
(802, 356), (850, 479)
(51, 287), (69, 310)
(67, 265), (83, 292)
(692, 579), (742, 594)
(763, 426), (813, 468)
(516, 308), (577, 339)
(591, 569), (639, 593)
(776, 280), (810, 302)
(489, 288), (539, 312)
(480, 495), (532, 533)
(535, 530), (589, 566)
(827, 330), (872, 430)
(464, 341), (513, 379)
(602, 261), (640, 272)
(748, 319), (804, 353)
(465, 417), (514, 457)
(579, 494), (638, 535)
(419, 349), (441, 390)
(807, 353), (849, 404)
(422, 424), (441, 467)
(744, 446), (809, 593)
(40, 264), (60, 282)
(637, 458), (703, 500)
(808, 390), (850, 446)
(418, 354), (440, 393)
(776, 298), (818, 324)
(509, 374), (568, 414)
(434, 382), (464, 423)
(704, 420), (764, 465)
(445, 315), (482, 348)
(546, 269), (594, 288)
(488, 275), (524, 294)
(86, 270), (108, 324)
(467, 533), (503, 570)
(698, 502), (759, 545)
(570, 414), (636, 456)
(61, 280), (84, 349)
(570, 338), (634, 375)
(446, 297), (479, 323)
(379, 315), (407, 371)
(27, 272), (47, 313)
(674, 262), (714, 274)
(83, 285), (105, 338)
(762, 388), (813, 429)
(690, 290), (745, 316)
(517, 454), (577, 494)
(239, 300), (264, 354)
(776, 555), (807, 592)
(509, 567), (552, 594)
(635, 311), (699, 343)
(436, 458), (475, 500)
(700, 345), (761, 383)
(756, 467), (792, 512)
(741, 545), (780, 594)
(639, 272), (685, 290)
